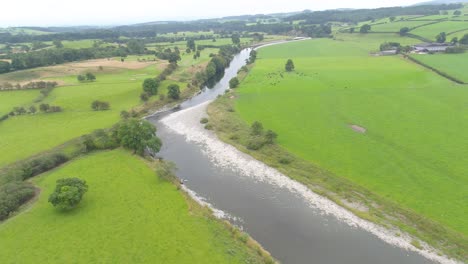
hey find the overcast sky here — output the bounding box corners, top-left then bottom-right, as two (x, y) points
(1, 0), (425, 27)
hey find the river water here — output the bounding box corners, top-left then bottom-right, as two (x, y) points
(147, 45), (453, 264)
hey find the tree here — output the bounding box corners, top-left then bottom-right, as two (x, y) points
(285, 59), (295, 72)
(168, 52), (181, 64)
(460, 34), (468, 45)
(349, 28), (355, 34)
(229, 77), (239, 89)
(53, 40), (64, 48)
(86, 72), (96, 81)
(117, 119), (162, 155)
(39, 103), (50, 112)
(454, 10), (462, 16)
(231, 34), (241, 45)
(0, 61), (11, 74)
(187, 39), (196, 51)
(265, 130), (278, 144)
(436, 32), (446, 43)
(48, 178), (88, 210)
(167, 84), (181, 100)
(451, 37), (458, 45)
(29, 106), (37, 114)
(399, 27), (410, 36)
(390, 16), (396, 22)
(360, 24), (371, 33)
(91, 100), (110, 111)
(77, 75), (86, 82)
(127, 39), (145, 54)
(142, 78), (159, 95)
(251, 121), (264, 135)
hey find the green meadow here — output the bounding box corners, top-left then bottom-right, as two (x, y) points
(233, 38), (468, 238)
(0, 149), (268, 263)
(0, 90), (39, 116)
(413, 52), (468, 83)
(370, 21), (431, 32)
(411, 21), (468, 40)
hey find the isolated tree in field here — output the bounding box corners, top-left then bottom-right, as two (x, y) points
(117, 119), (162, 155)
(53, 40), (64, 48)
(460, 34), (468, 45)
(77, 75), (86, 82)
(265, 130), (278, 144)
(142, 78), (159, 95)
(48, 178), (88, 210)
(454, 10), (462, 16)
(231, 34), (241, 45)
(285, 59), (295, 72)
(360, 24), (371, 33)
(251, 121), (264, 135)
(86, 72), (96, 81)
(436, 32), (446, 43)
(229, 77), (239, 89)
(399, 27), (410, 36)
(167, 84), (181, 99)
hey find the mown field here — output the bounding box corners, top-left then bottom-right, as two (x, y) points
(0, 47), (212, 167)
(233, 38), (468, 238)
(0, 149), (268, 263)
(413, 52), (468, 83)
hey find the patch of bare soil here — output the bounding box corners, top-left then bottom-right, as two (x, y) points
(350, 124), (367, 134)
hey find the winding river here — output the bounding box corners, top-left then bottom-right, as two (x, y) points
(147, 44), (455, 264)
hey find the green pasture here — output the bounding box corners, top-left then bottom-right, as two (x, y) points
(370, 21), (434, 32)
(413, 52), (468, 83)
(411, 21), (468, 41)
(0, 149), (266, 264)
(234, 38), (468, 236)
(0, 90), (40, 116)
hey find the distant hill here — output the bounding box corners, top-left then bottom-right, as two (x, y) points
(415, 0), (468, 5)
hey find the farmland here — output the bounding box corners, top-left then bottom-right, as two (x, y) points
(0, 149), (269, 263)
(207, 36), (468, 259)
(410, 21), (468, 41)
(412, 52), (468, 83)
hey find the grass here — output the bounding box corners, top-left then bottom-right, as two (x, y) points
(412, 52), (468, 83)
(0, 149), (271, 263)
(208, 37), (467, 259)
(411, 21), (468, 41)
(0, 90), (40, 116)
(370, 21), (432, 32)
(0, 46), (216, 168)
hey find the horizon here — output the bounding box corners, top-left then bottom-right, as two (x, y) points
(0, 0), (425, 28)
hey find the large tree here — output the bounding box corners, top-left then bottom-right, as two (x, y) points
(231, 34), (241, 45)
(117, 119), (162, 155)
(142, 78), (159, 95)
(48, 178), (88, 210)
(360, 24), (371, 33)
(167, 84), (181, 100)
(436, 32), (446, 43)
(285, 59), (295, 72)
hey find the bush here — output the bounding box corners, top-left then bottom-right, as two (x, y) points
(48, 178), (88, 210)
(251, 121), (264, 135)
(247, 138), (265, 150)
(20, 153), (69, 180)
(142, 78), (159, 95)
(140, 93), (149, 102)
(200, 118), (209, 124)
(285, 59), (295, 72)
(446, 46), (465, 54)
(91, 100), (110, 111)
(229, 77), (240, 89)
(167, 84), (181, 100)
(0, 182), (35, 220)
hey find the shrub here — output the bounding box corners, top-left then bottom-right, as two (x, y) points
(251, 121), (264, 135)
(91, 100), (110, 111)
(77, 75), (86, 82)
(0, 182), (35, 220)
(265, 130), (278, 144)
(285, 59), (295, 72)
(48, 178), (88, 210)
(20, 153), (69, 180)
(167, 84), (181, 100)
(247, 138), (265, 150)
(85, 72), (96, 81)
(446, 46), (465, 54)
(140, 93), (149, 102)
(229, 77), (240, 89)
(200, 118), (209, 124)
(142, 78), (159, 95)
(120, 110), (130, 119)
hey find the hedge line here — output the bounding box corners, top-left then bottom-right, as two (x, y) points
(407, 55), (466, 84)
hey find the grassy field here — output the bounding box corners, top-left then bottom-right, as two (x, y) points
(0, 90), (40, 116)
(411, 21), (468, 41)
(370, 21), (432, 32)
(0, 46), (217, 167)
(232, 38), (467, 240)
(412, 53), (468, 83)
(0, 149), (270, 263)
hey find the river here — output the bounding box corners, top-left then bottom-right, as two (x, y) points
(147, 44), (455, 264)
